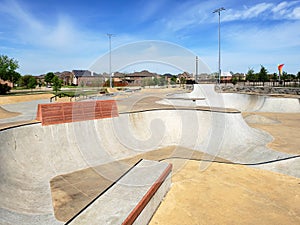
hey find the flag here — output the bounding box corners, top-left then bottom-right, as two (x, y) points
(278, 64), (284, 76)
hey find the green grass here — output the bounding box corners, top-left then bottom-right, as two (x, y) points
(2, 86), (108, 97)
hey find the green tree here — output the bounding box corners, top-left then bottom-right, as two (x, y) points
(44, 72), (55, 86)
(272, 73), (278, 81)
(280, 71), (288, 86)
(0, 55), (19, 80)
(297, 71), (300, 79)
(28, 76), (37, 89)
(246, 68), (255, 85)
(281, 71), (287, 80)
(19, 75), (37, 89)
(153, 77), (159, 86)
(170, 76), (177, 85)
(232, 77), (238, 85)
(0, 55), (20, 94)
(52, 75), (62, 94)
(158, 77), (166, 86)
(9, 70), (21, 85)
(271, 73), (278, 86)
(142, 78), (155, 87)
(0, 84), (11, 94)
(179, 77), (186, 87)
(258, 65), (269, 86)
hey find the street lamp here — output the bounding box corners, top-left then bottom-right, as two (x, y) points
(213, 7), (225, 84)
(195, 56), (198, 83)
(107, 33), (115, 88)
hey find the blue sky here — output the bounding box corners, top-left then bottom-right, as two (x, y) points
(0, 0), (299, 75)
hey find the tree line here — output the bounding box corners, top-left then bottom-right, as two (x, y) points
(0, 55), (62, 94)
(245, 65), (300, 87)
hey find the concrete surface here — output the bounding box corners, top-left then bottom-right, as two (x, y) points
(161, 84), (300, 113)
(0, 99), (49, 124)
(1, 109), (299, 224)
(0, 85), (299, 224)
(67, 159), (171, 225)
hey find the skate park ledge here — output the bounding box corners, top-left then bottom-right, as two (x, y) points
(65, 159), (172, 225)
(36, 100), (118, 126)
(35, 99), (240, 127)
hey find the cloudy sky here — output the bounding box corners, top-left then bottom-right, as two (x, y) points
(0, 0), (299, 75)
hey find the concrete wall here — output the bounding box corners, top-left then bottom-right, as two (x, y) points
(218, 85), (300, 95)
(1, 109), (299, 224)
(67, 160), (172, 225)
(166, 84), (300, 113)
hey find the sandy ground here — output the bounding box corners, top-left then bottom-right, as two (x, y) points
(50, 146), (229, 222)
(149, 160), (300, 225)
(0, 106), (20, 119)
(0, 93), (53, 105)
(243, 112), (300, 155)
(1, 89), (300, 224)
(0, 93), (53, 120)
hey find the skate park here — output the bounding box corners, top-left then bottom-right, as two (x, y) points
(0, 84), (299, 225)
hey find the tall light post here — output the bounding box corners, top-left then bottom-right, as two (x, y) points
(107, 33), (114, 88)
(195, 56), (198, 83)
(213, 7), (225, 84)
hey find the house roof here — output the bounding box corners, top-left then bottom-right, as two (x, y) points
(72, 70), (92, 77)
(221, 71), (232, 77)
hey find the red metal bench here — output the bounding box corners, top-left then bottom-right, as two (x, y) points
(36, 100), (118, 126)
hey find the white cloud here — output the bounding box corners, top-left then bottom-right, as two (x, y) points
(222, 3), (273, 22)
(222, 1), (300, 22)
(243, 3), (273, 18)
(138, 0), (168, 22)
(0, 0), (43, 31)
(0, 0), (75, 49)
(272, 1), (289, 13)
(0, 0), (141, 74)
(217, 19), (300, 74)
(290, 7), (300, 19)
(0, 0), (118, 53)
(161, 1), (300, 34)
(162, 1), (214, 32)
(224, 20), (300, 50)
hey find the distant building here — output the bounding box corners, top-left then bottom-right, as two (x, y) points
(232, 73), (246, 81)
(178, 72), (194, 84)
(59, 71), (73, 86)
(72, 70), (107, 87)
(122, 70), (159, 86)
(220, 71), (232, 82)
(0, 79), (13, 88)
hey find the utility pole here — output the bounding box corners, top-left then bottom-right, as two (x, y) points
(107, 33), (114, 88)
(213, 7), (225, 84)
(195, 56), (198, 83)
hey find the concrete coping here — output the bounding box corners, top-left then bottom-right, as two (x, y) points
(119, 106), (240, 114)
(66, 159), (172, 225)
(166, 97), (206, 101)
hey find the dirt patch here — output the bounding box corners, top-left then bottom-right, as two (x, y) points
(50, 145), (300, 224)
(50, 146), (228, 222)
(0, 93), (53, 105)
(0, 106), (20, 119)
(0, 93), (53, 123)
(243, 112), (300, 155)
(244, 114), (280, 124)
(150, 160), (300, 225)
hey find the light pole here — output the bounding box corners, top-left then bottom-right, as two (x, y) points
(213, 7), (225, 84)
(195, 56), (198, 83)
(107, 33), (114, 88)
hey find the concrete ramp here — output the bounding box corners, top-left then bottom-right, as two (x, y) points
(66, 159), (172, 225)
(1, 108), (299, 224)
(166, 84), (300, 113)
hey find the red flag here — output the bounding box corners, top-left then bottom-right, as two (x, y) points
(278, 64), (284, 75)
